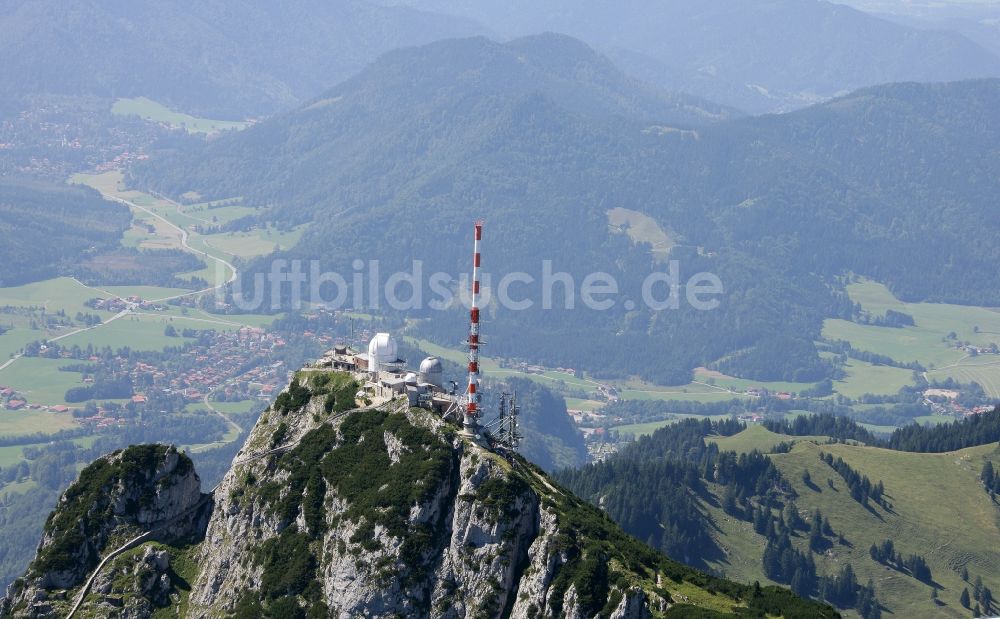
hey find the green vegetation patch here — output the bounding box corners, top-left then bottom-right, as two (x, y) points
(708, 425), (827, 455)
(32, 445), (189, 578)
(251, 408), (453, 583)
(243, 409), (456, 613)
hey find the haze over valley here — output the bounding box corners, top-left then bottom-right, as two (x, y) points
(1, 1), (999, 617)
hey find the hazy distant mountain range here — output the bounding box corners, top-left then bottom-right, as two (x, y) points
(0, 0), (487, 117)
(384, 0), (1000, 112)
(3, 0), (999, 116)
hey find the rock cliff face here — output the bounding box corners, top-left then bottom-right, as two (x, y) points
(1, 444), (209, 617)
(1, 370), (836, 618)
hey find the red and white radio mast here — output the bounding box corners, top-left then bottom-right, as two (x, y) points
(464, 221), (484, 434)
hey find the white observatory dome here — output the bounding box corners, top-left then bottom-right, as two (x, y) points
(404, 372), (419, 385)
(418, 356), (444, 387)
(367, 332), (399, 373)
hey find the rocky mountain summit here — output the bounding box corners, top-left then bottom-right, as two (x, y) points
(1, 369), (835, 618)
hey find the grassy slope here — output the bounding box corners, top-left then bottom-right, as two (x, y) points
(606, 207), (675, 262)
(707, 424), (829, 453)
(700, 426), (1000, 618)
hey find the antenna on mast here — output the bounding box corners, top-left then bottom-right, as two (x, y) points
(463, 220), (484, 437)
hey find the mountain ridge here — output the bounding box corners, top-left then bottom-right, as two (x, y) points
(0, 0), (489, 117)
(383, 0), (1000, 113)
(0, 367), (835, 617)
(130, 34), (1000, 386)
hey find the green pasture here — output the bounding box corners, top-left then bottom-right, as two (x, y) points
(112, 97), (248, 134)
(833, 357), (915, 398)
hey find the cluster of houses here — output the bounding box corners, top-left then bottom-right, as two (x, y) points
(0, 385), (75, 414)
(744, 387), (794, 400)
(960, 344), (1000, 356)
(921, 388), (995, 417)
(119, 326), (288, 405)
(92, 150), (149, 173)
(86, 295), (166, 313)
(75, 406), (128, 430)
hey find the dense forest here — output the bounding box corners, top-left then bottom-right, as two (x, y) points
(0, 178), (129, 286)
(133, 34), (1000, 385)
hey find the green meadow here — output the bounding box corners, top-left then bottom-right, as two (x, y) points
(0, 358), (88, 407)
(707, 424), (828, 453)
(0, 405), (78, 435)
(112, 97), (248, 134)
(699, 427), (1000, 618)
(823, 279), (1000, 399)
(823, 279), (1000, 369)
(692, 368), (812, 394)
(611, 414), (718, 437)
(833, 357), (915, 399)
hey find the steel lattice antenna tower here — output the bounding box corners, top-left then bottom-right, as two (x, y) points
(499, 390), (522, 449)
(464, 221), (484, 435)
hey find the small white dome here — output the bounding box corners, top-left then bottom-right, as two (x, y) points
(419, 356), (444, 387)
(404, 372), (419, 385)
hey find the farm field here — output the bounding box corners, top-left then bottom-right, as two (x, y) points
(823, 279), (1000, 369)
(0, 405), (77, 436)
(701, 427), (1000, 618)
(182, 202), (254, 226)
(692, 367), (812, 394)
(931, 355), (1000, 398)
(202, 399), (259, 415)
(111, 97), (248, 134)
(0, 329), (43, 362)
(0, 277), (114, 318)
(98, 285), (192, 301)
(833, 357), (915, 398)
(617, 386), (740, 403)
(564, 397), (604, 412)
(822, 279), (1000, 400)
(56, 313), (204, 351)
(0, 445), (28, 468)
(0, 358), (88, 407)
(204, 225), (305, 259)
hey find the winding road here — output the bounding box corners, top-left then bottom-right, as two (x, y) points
(1, 184), (248, 444)
(105, 192), (238, 303)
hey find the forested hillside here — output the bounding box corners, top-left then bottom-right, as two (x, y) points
(0, 179), (129, 286)
(132, 34), (1000, 386)
(0, 0), (486, 117)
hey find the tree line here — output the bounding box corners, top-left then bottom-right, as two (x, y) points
(766, 408), (1000, 454)
(868, 539), (932, 583)
(819, 452), (888, 509)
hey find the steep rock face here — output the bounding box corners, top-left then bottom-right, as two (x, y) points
(1, 445), (209, 617)
(2, 369), (838, 618)
(186, 370), (835, 618)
